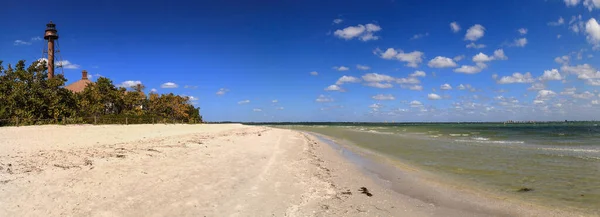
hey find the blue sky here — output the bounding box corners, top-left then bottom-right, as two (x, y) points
(2, 0), (600, 122)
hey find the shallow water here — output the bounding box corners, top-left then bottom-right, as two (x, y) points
(274, 123), (600, 214)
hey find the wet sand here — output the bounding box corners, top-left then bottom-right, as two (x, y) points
(0, 124), (583, 216)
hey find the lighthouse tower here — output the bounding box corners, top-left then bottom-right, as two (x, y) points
(44, 21), (60, 79)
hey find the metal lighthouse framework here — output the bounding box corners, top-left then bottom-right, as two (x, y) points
(42, 21), (65, 79)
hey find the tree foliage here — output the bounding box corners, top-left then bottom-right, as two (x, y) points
(0, 60), (202, 125)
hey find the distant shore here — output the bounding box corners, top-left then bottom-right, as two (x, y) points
(0, 124), (589, 216)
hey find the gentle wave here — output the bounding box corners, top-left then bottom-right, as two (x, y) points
(455, 139), (525, 144)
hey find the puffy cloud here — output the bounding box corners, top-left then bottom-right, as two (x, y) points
(375, 48), (424, 68)
(464, 24), (485, 41)
(496, 72), (535, 84)
(396, 77), (421, 84)
(511, 38), (528, 47)
(440, 83), (452, 90)
(428, 93), (442, 100)
(453, 55), (465, 61)
(561, 87), (577, 95)
(365, 82), (393, 88)
(333, 19), (343, 24)
(216, 88), (229, 96)
(324, 84), (344, 91)
(238, 100), (250, 104)
(316, 95), (333, 103)
(310, 71), (318, 76)
(450, 22), (461, 33)
(372, 94), (395, 100)
(593, 100), (600, 105)
(493, 49), (508, 60)
(573, 91), (595, 99)
(583, 0), (600, 10)
(336, 75), (361, 85)
(466, 43), (486, 49)
(585, 18), (600, 48)
(410, 70), (426, 77)
(427, 56), (458, 68)
(410, 100), (423, 107)
(160, 82), (178, 88)
(369, 103), (383, 110)
(356, 64), (370, 70)
(564, 0), (581, 6)
(362, 73), (395, 83)
(548, 17), (565, 26)
(454, 64), (485, 74)
(253, 108), (262, 112)
(528, 83), (546, 91)
(472, 53), (494, 62)
(539, 69), (564, 81)
(457, 84), (466, 90)
(118, 80), (142, 88)
(555, 55), (570, 64)
(334, 23), (382, 41)
(537, 90), (557, 100)
(411, 32), (429, 40)
(150, 88), (158, 93)
(56, 60), (80, 69)
(518, 28), (528, 35)
(561, 64), (600, 80)
(333, 66), (350, 71)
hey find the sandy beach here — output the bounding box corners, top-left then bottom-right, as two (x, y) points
(0, 124), (581, 216)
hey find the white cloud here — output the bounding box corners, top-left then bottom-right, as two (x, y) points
(537, 90), (557, 100)
(440, 83), (452, 90)
(473, 53), (494, 62)
(496, 72), (535, 84)
(558, 34), (562, 39)
(564, 0), (581, 6)
(428, 93), (442, 100)
(528, 83), (546, 91)
(453, 55), (465, 61)
(404, 85), (423, 91)
(362, 73), (395, 83)
(457, 84), (466, 90)
(372, 94), (395, 100)
(160, 82), (178, 88)
(334, 23), (382, 41)
(253, 108), (262, 112)
(118, 80), (142, 88)
(427, 56), (457, 68)
(548, 17), (565, 26)
(333, 66), (350, 71)
(366, 82), (393, 88)
(276, 107), (284, 110)
(188, 96), (199, 101)
(511, 38), (528, 47)
(310, 71), (318, 76)
(238, 100), (250, 104)
(454, 64), (485, 74)
(555, 55), (570, 64)
(396, 77), (421, 84)
(336, 75), (361, 85)
(494, 49), (508, 60)
(325, 84), (344, 91)
(410, 100), (423, 107)
(539, 69), (564, 81)
(216, 88), (229, 96)
(585, 18), (600, 48)
(56, 60), (80, 69)
(518, 28), (528, 35)
(561, 87), (577, 95)
(466, 43), (486, 49)
(316, 95), (333, 102)
(464, 24), (485, 41)
(583, 0), (600, 10)
(450, 22), (461, 33)
(411, 32), (429, 40)
(593, 100), (600, 105)
(14, 40), (31, 45)
(410, 70), (426, 77)
(375, 48), (424, 68)
(561, 64), (600, 80)
(573, 91), (595, 99)
(333, 19), (343, 24)
(272, 100), (278, 103)
(369, 103), (383, 110)
(356, 64), (370, 70)
(184, 85), (198, 89)
(150, 88), (158, 93)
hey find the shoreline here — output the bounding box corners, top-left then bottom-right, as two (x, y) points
(301, 131), (591, 217)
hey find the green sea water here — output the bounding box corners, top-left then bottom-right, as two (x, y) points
(268, 123), (600, 214)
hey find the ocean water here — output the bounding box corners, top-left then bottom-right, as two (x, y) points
(271, 123), (600, 214)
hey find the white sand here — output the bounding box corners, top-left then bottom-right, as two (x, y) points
(0, 124), (583, 216)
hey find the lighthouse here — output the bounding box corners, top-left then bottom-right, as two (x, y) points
(44, 21), (59, 79)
